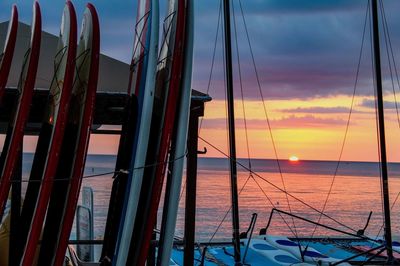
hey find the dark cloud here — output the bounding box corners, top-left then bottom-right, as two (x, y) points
(2, 1), (400, 100)
(193, 0), (400, 100)
(1, 1), (137, 64)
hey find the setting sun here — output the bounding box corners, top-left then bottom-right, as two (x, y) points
(289, 155), (299, 162)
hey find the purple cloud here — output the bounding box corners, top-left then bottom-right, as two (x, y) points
(201, 115), (347, 130)
(280, 106), (366, 114)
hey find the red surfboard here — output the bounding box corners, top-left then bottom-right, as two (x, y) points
(0, 5), (18, 102)
(129, 0), (188, 264)
(52, 4), (100, 266)
(20, 2), (77, 265)
(0, 2), (41, 222)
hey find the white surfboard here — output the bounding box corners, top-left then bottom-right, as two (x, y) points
(113, 0), (159, 265)
(157, 0), (194, 264)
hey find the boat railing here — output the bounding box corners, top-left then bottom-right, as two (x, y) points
(261, 208), (371, 240)
(241, 213), (257, 264)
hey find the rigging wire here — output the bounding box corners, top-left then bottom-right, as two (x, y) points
(231, 0), (251, 171)
(198, 0), (303, 247)
(308, 0), (369, 242)
(380, 1), (400, 130)
(369, 0), (400, 245)
(202, 174), (252, 246)
(198, 136), (358, 233)
(236, 0), (299, 239)
(178, 0), (223, 206)
(198, 1), (222, 133)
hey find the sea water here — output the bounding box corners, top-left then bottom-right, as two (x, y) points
(20, 154), (400, 243)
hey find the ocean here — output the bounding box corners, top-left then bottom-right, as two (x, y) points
(19, 154), (400, 243)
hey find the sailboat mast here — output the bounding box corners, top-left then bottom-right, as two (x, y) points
(222, 0), (241, 263)
(371, 0), (393, 261)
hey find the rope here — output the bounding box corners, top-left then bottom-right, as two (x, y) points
(157, 11), (176, 64)
(127, 10), (151, 95)
(16, 48), (32, 93)
(11, 151), (188, 184)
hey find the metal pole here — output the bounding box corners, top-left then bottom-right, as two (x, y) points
(184, 102), (201, 265)
(371, 0), (393, 261)
(222, 0), (241, 263)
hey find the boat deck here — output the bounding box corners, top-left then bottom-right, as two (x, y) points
(169, 236), (392, 265)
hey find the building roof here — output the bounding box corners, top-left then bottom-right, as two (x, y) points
(0, 20), (211, 133)
(0, 21), (130, 93)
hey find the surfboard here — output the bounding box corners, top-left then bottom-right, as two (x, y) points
(0, 5), (18, 102)
(100, 0), (153, 262)
(112, 0), (159, 265)
(0, 1), (41, 223)
(38, 2), (99, 265)
(113, 0), (159, 264)
(127, 0), (187, 264)
(50, 5), (100, 266)
(100, 95), (138, 264)
(156, 0), (194, 264)
(19, 2), (77, 265)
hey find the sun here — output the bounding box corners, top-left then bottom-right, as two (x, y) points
(289, 155), (299, 162)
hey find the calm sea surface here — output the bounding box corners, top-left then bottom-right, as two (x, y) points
(20, 155), (400, 242)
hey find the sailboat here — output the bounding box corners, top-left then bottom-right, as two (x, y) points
(167, 0), (400, 265)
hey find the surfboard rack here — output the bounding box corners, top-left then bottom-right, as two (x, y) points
(0, 88), (211, 135)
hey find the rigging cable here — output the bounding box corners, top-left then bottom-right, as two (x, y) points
(236, 0), (299, 239)
(198, 0), (303, 250)
(178, 0), (223, 206)
(233, 0), (301, 245)
(380, 0), (400, 130)
(308, 0), (370, 242)
(369, 0), (399, 245)
(199, 136), (358, 233)
(198, 0), (223, 133)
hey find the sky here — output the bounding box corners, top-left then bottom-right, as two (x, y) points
(2, 0), (400, 162)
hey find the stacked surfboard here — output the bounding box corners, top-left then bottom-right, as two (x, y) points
(0, 0), (195, 264)
(0, 1), (100, 265)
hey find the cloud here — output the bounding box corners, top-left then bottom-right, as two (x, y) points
(270, 115), (348, 128)
(3, 0), (400, 101)
(280, 106), (366, 114)
(192, 0), (400, 100)
(359, 98), (400, 110)
(202, 115), (347, 130)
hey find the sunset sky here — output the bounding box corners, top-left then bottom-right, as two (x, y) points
(2, 1), (400, 162)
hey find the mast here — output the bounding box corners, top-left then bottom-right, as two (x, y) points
(222, 0), (241, 263)
(371, 0), (393, 261)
